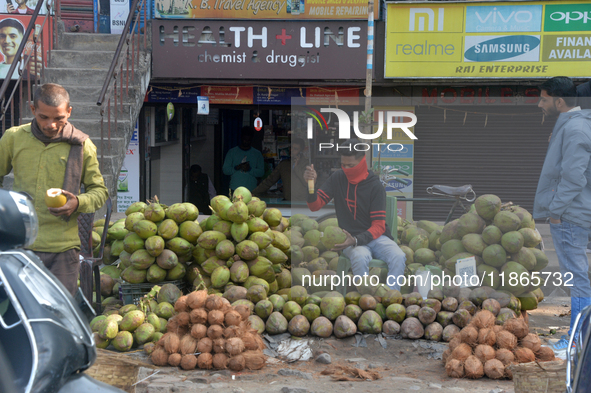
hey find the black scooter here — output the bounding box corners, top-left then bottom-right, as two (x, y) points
(0, 189), (124, 393)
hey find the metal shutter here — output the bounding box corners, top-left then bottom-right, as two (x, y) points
(412, 105), (554, 222)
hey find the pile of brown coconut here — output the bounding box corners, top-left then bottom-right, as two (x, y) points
(149, 290), (266, 371)
(442, 310), (555, 380)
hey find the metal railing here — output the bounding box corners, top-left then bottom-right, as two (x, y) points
(96, 0), (148, 168)
(0, 0), (54, 135)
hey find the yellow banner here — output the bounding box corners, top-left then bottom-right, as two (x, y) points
(385, 0), (591, 78)
(155, 0), (368, 19)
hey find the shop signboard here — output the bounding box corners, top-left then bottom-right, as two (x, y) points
(384, 0), (591, 78)
(254, 87), (302, 105)
(153, 0), (368, 20)
(117, 123), (140, 213)
(152, 20), (367, 80)
(145, 84), (201, 103)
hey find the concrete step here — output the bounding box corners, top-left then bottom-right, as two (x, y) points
(70, 102), (133, 119)
(50, 50), (117, 69)
(59, 33), (121, 52)
(44, 68), (142, 86)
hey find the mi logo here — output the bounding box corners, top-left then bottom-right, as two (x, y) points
(409, 8), (445, 31)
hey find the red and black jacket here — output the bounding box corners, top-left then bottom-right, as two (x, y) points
(307, 170), (393, 246)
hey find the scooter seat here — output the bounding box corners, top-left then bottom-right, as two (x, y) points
(430, 185), (473, 197)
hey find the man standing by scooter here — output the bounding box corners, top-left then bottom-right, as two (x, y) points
(0, 83), (108, 295)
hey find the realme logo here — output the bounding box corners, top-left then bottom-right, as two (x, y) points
(409, 8), (444, 31)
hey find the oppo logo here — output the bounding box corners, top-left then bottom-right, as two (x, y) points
(550, 11), (591, 24)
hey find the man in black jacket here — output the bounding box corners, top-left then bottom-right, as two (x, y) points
(304, 139), (406, 292)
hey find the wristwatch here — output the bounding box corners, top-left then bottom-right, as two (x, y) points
(353, 236), (358, 247)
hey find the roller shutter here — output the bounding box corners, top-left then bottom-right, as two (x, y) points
(412, 105), (554, 222)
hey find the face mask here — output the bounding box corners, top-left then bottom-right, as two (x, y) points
(341, 156), (368, 185)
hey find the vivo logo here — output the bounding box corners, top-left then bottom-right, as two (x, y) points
(466, 5), (542, 33)
(409, 8), (444, 32)
(475, 7), (533, 24)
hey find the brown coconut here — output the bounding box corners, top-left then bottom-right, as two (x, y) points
(223, 326), (242, 339)
(234, 305), (251, 321)
(520, 333), (541, 353)
(226, 337), (246, 356)
(196, 337), (213, 353)
(484, 359), (505, 379)
(535, 346), (555, 362)
(190, 308), (208, 325)
(445, 358), (464, 378)
(503, 318), (529, 339)
(191, 324), (207, 340)
(205, 295), (224, 311)
(495, 348), (515, 365)
(208, 310), (225, 326)
(163, 333), (181, 354)
(180, 354), (198, 370)
(197, 352), (213, 369)
(228, 355), (246, 372)
(460, 326), (479, 347)
(472, 310), (496, 330)
(207, 325), (224, 340)
(174, 295), (189, 313)
(450, 343), (472, 363)
(449, 337), (462, 353)
(225, 310), (242, 327)
(464, 355), (484, 379)
(496, 330), (518, 350)
(243, 350), (266, 370)
(166, 317), (180, 334)
(168, 353), (182, 367)
(180, 335), (198, 355)
(492, 325), (504, 335)
(212, 353), (229, 369)
(442, 349), (451, 364)
(242, 332), (259, 351)
(187, 290), (208, 309)
(151, 347), (169, 366)
(514, 347), (535, 363)
(474, 344), (496, 364)
(177, 312), (190, 327)
(213, 338), (226, 354)
(478, 328), (496, 347)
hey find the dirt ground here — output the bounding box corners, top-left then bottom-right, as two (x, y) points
(111, 296), (572, 393)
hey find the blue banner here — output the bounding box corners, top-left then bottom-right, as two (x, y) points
(254, 87), (303, 105)
(145, 85), (201, 103)
(466, 5), (543, 33)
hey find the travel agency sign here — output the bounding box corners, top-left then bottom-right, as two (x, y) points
(384, 0), (591, 78)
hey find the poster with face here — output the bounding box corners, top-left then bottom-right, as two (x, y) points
(0, 0), (48, 15)
(0, 15), (50, 79)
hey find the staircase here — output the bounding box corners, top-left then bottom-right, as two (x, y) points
(34, 28), (151, 205)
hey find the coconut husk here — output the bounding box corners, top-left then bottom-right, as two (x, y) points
(464, 355), (484, 379)
(212, 353), (229, 369)
(535, 346), (555, 362)
(208, 310), (225, 326)
(492, 325), (504, 335)
(484, 359), (505, 379)
(243, 350), (266, 370)
(514, 347), (535, 363)
(495, 348), (515, 365)
(228, 355), (246, 372)
(450, 343), (472, 363)
(180, 354), (198, 370)
(213, 338), (226, 354)
(207, 325), (224, 340)
(449, 337), (462, 353)
(320, 365), (382, 381)
(505, 363), (515, 380)
(177, 312), (190, 327)
(474, 344), (496, 364)
(242, 332), (259, 351)
(168, 353), (182, 367)
(223, 326), (242, 339)
(187, 290), (208, 309)
(163, 333), (180, 354)
(225, 310), (242, 327)
(478, 328), (496, 347)
(197, 352), (213, 369)
(166, 317), (180, 334)
(151, 347), (169, 366)
(190, 308), (208, 325)
(196, 337), (213, 353)
(472, 310), (496, 330)
(520, 333), (541, 352)
(191, 324), (207, 340)
(503, 318), (529, 339)
(460, 326), (479, 347)
(445, 359), (464, 378)
(205, 295), (224, 311)
(180, 335), (198, 355)
(174, 295), (188, 313)
(226, 337), (246, 356)
(234, 305), (251, 321)
(442, 349), (451, 365)
(496, 331), (517, 350)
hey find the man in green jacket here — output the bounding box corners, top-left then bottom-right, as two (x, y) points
(0, 83), (109, 295)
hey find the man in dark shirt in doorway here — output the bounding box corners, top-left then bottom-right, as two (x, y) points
(185, 164), (216, 215)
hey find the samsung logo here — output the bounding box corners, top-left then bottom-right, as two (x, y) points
(465, 35), (540, 61)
